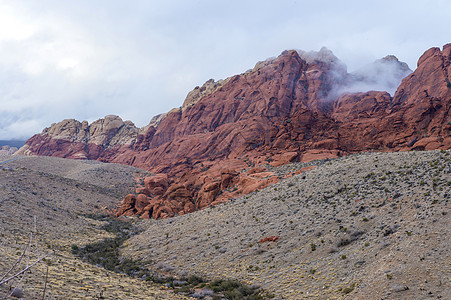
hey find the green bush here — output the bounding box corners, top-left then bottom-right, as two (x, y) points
(206, 279), (265, 299)
(342, 283), (356, 294)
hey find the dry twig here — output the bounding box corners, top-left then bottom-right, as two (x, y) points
(0, 216), (51, 299)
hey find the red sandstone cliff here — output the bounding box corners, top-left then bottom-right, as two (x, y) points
(18, 44), (451, 218)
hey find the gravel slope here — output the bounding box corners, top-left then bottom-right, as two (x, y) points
(4, 155), (151, 199)
(123, 150), (450, 299)
(0, 155), (184, 299)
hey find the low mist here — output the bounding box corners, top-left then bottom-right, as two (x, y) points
(296, 47), (412, 100)
(344, 55), (412, 96)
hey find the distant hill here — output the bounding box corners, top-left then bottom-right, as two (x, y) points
(0, 140), (26, 148)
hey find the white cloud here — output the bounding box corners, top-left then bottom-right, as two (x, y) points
(0, 6), (35, 41)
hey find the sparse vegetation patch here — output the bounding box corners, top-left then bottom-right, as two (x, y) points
(72, 215), (271, 299)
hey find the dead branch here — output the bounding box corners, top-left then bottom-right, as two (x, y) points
(0, 253), (51, 286)
(0, 216), (51, 299)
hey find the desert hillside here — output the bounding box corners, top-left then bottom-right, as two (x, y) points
(123, 150), (450, 299)
(0, 155), (187, 299)
(1, 150), (449, 299)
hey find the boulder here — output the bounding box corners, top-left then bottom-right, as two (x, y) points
(144, 174), (169, 196)
(115, 194), (136, 217)
(135, 194), (150, 215)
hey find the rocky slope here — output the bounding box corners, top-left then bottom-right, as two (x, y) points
(123, 150), (451, 299)
(18, 44), (451, 218)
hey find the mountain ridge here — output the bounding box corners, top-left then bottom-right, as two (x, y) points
(17, 44), (451, 218)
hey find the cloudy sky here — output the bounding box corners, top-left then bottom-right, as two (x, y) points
(0, 0), (450, 140)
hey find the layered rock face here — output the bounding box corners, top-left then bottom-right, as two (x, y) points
(18, 44), (451, 218)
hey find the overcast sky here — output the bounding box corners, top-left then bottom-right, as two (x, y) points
(0, 0), (450, 140)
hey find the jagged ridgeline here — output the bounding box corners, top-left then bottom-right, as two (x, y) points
(16, 44), (450, 219)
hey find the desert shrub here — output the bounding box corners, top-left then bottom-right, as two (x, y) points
(341, 282), (356, 294)
(71, 217), (137, 272)
(119, 259), (143, 276)
(174, 286), (193, 294)
(80, 213), (109, 221)
(186, 274), (205, 285)
(205, 279), (266, 299)
(337, 230), (365, 247)
(72, 237), (122, 271)
(336, 237), (352, 247)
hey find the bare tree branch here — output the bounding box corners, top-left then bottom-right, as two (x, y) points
(0, 216), (52, 299)
(0, 253), (51, 286)
(0, 242), (29, 283)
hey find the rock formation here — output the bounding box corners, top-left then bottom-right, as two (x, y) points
(0, 145), (18, 157)
(18, 44), (451, 218)
(17, 115), (139, 160)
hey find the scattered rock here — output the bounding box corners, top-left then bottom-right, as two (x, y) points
(259, 236), (280, 243)
(391, 284), (409, 292)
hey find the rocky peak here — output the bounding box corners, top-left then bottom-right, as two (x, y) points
(88, 115), (137, 146)
(249, 57), (276, 73)
(297, 46), (340, 64)
(18, 44), (451, 219)
(182, 78), (228, 109)
(139, 113), (167, 134)
(374, 55), (413, 77)
(393, 43), (451, 105)
(417, 47), (441, 67)
(16, 115), (139, 158)
(377, 55), (412, 76)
